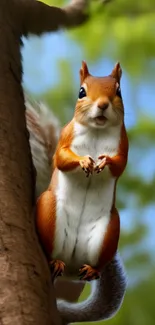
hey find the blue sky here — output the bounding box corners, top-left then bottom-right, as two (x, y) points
(21, 32), (155, 263)
(22, 32), (155, 130)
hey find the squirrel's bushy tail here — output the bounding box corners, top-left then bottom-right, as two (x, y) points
(25, 95), (60, 197)
(57, 253), (126, 324)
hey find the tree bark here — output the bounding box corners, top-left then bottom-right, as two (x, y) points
(17, 0), (89, 36)
(0, 1), (60, 324)
(0, 0), (91, 324)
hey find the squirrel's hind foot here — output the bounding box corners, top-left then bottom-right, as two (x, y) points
(79, 264), (100, 281)
(50, 259), (65, 281)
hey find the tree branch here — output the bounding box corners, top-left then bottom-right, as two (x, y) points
(21, 0), (89, 36)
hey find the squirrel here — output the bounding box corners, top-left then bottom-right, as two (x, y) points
(34, 61), (128, 323)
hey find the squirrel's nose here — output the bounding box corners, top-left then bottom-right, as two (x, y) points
(97, 102), (109, 111)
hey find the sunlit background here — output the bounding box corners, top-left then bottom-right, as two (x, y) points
(22, 1), (155, 324)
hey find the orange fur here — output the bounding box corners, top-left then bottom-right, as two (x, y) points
(36, 61), (129, 280)
(75, 72), (124, 126)
(80, 60), (90, 84)
(108, 124), (128, 177)
(97, 206), (120, 271)
(110, 62), (122, 84)
(54, 120), (94, 172)
(53, 121), (80, 172)
(36, 170), (58, 260)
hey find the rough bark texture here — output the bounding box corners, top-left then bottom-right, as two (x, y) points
(0, 1), (60, 324)
(0, 0), (90, 324)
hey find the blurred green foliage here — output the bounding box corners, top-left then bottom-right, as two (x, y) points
(44, 0), (155, 77)
(28, 1), (155, 324)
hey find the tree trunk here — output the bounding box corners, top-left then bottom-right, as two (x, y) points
(0, 1), (92, 324)
(0, 1), (61, 324)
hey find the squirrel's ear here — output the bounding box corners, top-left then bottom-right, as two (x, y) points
(80, 61), (89, 84)
(110, 62), (122, 84)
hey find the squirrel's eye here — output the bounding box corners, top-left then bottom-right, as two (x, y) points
(79, 87), (86, 99)
(116, 86), (122, 98)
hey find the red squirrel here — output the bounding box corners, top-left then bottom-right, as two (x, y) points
(36, 61), (128, 322)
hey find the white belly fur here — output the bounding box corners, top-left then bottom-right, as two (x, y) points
(53, 122), (121, 275)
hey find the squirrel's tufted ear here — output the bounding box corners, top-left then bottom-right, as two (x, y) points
(80, 61), (89, 84)
(110, 62), (122, 84)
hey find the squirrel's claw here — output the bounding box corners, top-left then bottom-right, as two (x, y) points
(80, 156), (95, 177)
(79, 264), (100, 281)
(50, 259), (65, 282)
(95, 155), (112, 174)
(95, 157), (106, 173)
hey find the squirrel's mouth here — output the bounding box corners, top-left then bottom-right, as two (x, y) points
(94, 115), (107, 125)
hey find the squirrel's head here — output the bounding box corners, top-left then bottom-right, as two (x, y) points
(74, 61), (124, 129)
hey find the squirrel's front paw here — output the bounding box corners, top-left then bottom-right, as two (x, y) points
(50, 259), (65, 282)
(79, 264), (100, 281)
(79, 155), (95, 177)
(95, 155), (112, 174)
